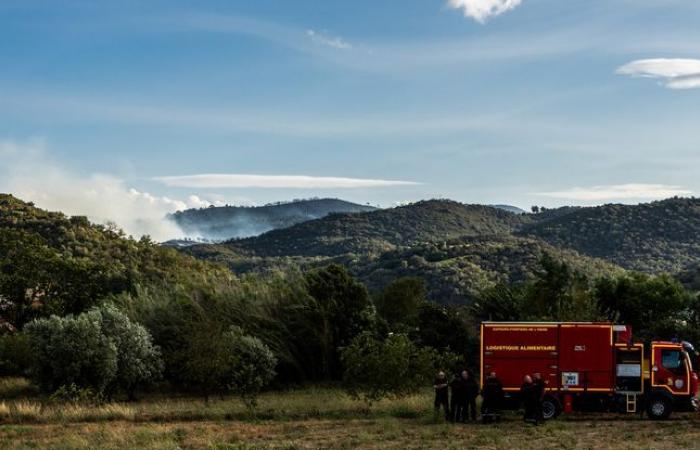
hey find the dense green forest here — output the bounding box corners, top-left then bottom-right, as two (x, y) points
(2, 194), (700, 404)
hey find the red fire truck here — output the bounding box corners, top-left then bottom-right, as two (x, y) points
(480, 322), (699, 420)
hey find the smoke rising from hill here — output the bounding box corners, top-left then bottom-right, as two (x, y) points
(0, 138), (212, 241)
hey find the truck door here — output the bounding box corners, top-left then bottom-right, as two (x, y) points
(651, 344), (690, 396)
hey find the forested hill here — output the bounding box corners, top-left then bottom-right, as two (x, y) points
(520, 197), (700, 273)
(169, 198), (377, 241)
(217, 200), (529, 257)
(0, 194), (231, 330)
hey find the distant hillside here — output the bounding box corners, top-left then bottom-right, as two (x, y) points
(214, 200), (530, 257)
(520, 197), (700, 273)
(169, 198), (377, 241)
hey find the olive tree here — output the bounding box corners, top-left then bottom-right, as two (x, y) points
(183, 326), (276, 408)
(25, 310), (118, 394)
(341, 332), (437, 406)
(98, 305), (163, 400)
(224, 326), (277, 409)
(24, 306), (162, 399)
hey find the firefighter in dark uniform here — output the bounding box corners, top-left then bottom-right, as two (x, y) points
(433, 371), (450, 420)
(520, 374), (538, 425)
(532, 372), (546, 424)
(450, 370), (468, 422)
(464, 370), (479, 422)
(481, 371), (504, 422)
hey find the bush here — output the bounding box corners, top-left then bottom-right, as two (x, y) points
(24, 306), (162, 398)
(224, 326), (277, 409)
(25, 310), (118, 394)
(341, 332), (437, 405)
(182, 326), (276, 408)
(98, 305), (163, 400)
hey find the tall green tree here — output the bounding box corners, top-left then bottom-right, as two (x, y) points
(595, 273), (694, 341)
(375, 277), (425, 328)
(304, 264), (376, 379)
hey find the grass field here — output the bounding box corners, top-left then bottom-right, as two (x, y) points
(2, 378), (700, 449)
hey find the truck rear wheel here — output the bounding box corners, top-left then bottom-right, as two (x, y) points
(541, 396), (561, 420)
(647, 396), (672, 420)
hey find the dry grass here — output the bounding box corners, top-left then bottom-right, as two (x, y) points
(2, 378), (700, 449)
(2, 416), (700, 450)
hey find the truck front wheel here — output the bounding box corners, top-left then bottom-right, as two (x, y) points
(541, 396), (561, 420)
(647, 396), (672, 420)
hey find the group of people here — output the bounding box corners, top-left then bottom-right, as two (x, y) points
(433, 370), (546, 425)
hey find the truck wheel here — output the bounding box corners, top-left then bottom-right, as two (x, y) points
(647, 396), (672, 420)
(541, 396), (561, 420)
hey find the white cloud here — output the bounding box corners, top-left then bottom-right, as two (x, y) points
(447, 0), (522, 23)
(0, 139), (221, 241)
(153, 174), (419, 189)
(616, 58), (700, 89)
(536, 183), (692, 202)
(306, 29), (352, 50)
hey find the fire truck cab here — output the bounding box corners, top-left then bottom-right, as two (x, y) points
(480, 322), (699, 420)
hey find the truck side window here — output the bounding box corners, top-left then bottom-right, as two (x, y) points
(661, 350), (683, 371)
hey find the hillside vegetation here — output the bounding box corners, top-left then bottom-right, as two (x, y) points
(0, 194), (232, 330)
(521, 197), (700, 273)
(169, 198), (377, 242)
(220, 200), (529, 257)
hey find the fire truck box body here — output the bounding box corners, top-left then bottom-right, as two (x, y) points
(480, 322), (698, 419)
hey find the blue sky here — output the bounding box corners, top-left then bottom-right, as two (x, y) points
(2, 0), (700, 238)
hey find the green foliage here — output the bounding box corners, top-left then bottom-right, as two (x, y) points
(98, 305), (163, 399)
(414, 302), (478, 369)
(594, 273), (695, 341)
(472, 254), (600, 322)
(0, 194), (233, 330)
(341, 332), (437, 405)
(375, 277), (425, 328)
(25, 310), (118, 394)
(0, 332), (32, 376)
(223, 326), (277, 409)
(48, 383), (104, 405)
(304, 264), (377, 379)
(181, 325), (276, 407)
(24, 306), (162, 397)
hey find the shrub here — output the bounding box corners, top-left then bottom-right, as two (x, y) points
(182, 326), (276, 408)
(25, 310), (118, 394)
(341, 332), (437, 406)
(24, 306), (162, 398)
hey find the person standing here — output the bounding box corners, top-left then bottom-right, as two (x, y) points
(451, 371), (468, 423)
(532, 372), (546, 424)
(481, 371), (504, 422)
(520, 374), (538, 425)
(464, 371), (479, 422)
(433, 371), (450, 421)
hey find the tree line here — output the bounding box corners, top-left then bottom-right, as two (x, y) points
(2, 254), (700, 406)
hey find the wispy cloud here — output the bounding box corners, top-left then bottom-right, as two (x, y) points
(447, 0), (522, 23)
(536, 183), (692, 202)
(153, 174), (419, 189)
(306, 29), (351, 50)
(616, 58), (700, 89)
